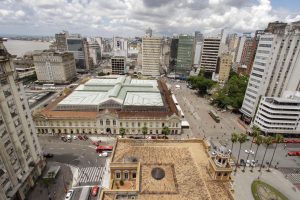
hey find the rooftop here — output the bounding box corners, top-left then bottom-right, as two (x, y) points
(101, 139), (233, 200)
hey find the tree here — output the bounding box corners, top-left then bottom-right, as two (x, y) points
(259, 136), (273, 172)
(250, 135), (263, 172)
(119, 128), (125, 138)
(235, 133), (247, 172)
(142, 126), (148, 138)
(98, 72), (106, 76)
(242, 125), (261, 172)
(267, 134), (284, 171)
(230, 132), (239, 155)
(187, 76), (216, 95)
(162, 126), (170, 138)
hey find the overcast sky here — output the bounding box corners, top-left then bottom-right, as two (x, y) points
(0, 0), (299, 37)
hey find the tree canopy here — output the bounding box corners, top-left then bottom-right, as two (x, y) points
(187, 75), (216, 95)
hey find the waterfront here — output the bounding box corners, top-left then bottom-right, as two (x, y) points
(4, 39), (50, 57)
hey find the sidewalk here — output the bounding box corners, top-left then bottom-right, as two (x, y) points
(234, 168), (300, 200)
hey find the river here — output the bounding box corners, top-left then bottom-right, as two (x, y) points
(3, 40), (51, 57)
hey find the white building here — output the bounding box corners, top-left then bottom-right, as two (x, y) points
(241, 21), (300, 122)
(0, 38), (44, 200)
(33, 51), (76, 84)
(235, 33), (252, 63)
(254, 93), (300, 136)
(113, 37), (128, 57)
(87, 37), (101, 66)
(142, 36), (161, 77)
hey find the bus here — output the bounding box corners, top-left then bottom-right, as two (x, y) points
(172, 94), (179, 105)
(209, 110), (220, 123)
(79, 187), (91, 200)
(96, 146), (113, 153)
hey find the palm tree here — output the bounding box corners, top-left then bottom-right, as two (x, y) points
(267, 134), (284, 171)
(242, 125), (261, 172)
(250, 135), (263, 172)
(119, 128), (125, 138)
(142, 126), (148, 138)
(230, 132), (239, 155)
(235, 133), (247, 172)
(162, 126), (170, 138)
(258, 136), (273, 172)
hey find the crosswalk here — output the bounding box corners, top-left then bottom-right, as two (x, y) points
(78, 167), (105, 184)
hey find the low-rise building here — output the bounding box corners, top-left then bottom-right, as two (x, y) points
(111, 56), (126, 75)
(33, 76), (181, 135)
(33, 51), (76, 84)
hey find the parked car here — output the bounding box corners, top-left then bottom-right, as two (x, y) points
(150, 136), (157, 139)
(66, 135), (72, 140)
(73, 135), (77, 140)
(245, 150), (249, 154)
(78, 135), (83, 140)
(43, 153), (54, 158)
(99, 152), (108, 157)
(61, 136), (67, 142)
(92, 141), (100, 146)
(250, 150), (255, 155)
(83, 135), (89, 140)
(288, 151), (300, 156)
(64, 190), (74, 200)
(91, 186), (99, 196)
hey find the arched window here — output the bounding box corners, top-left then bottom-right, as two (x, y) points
(113, 120), (116, 126)
(106, 119), (110, 126)
(100, 120), (103, 126)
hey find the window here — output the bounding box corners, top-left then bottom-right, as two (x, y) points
(100, 120), (103, 126)
(124, 171), (129, 180)
(138, 122), (140, 127)
(132, 171), (136, 179)
(132, 122), (134, 127)
(115, 171), (121, 179)
(106, 119), (110, 126)
(113, 120), (116, 126)
(259, 44), (272, 48)
(120, 122), (123, 127)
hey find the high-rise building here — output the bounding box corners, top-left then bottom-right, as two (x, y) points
(176, 35), (194, 77)
(145, 28), (152, 37)
(240, 37), (256, 75)
(55, 31), (68, 52)
(194, 31), (204, 43)
(169, 38), (179, 72)
(200, 37), (221, 78)
(111, 56), (126, 75)
(0, 38), (44, 200)
(113, 37), (128, 57)
(33, 51), (76, 84)
(142, 36), (161, 77)
(240, 21), (300, 123)
(218, 53), (233, 83)
(235, 33), (252, 63)
(87, 37), (101, 66)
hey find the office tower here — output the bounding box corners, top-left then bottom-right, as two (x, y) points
(113, 37), (128, 57)
(33, 51), (76, 84)
(169, 38), (179, 72)
(194, 31), (204, 43)
(240, 21), (300, 123)
(87, 37), (101, 66)
(0, 38), (44, 200)
(55, 31), (68, 52)
(111, 56), (126, 74)
(142, 36), (161, 76)
(145, 28), (153, 37)
(218, 53), (233, 83)
(200, 37), (221, 78)
(240, 37), (256, 75)
(235, 33), (252, 63)
(176, 35), (194, 77)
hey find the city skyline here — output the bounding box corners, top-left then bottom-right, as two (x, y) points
(0, 0), (300, 37)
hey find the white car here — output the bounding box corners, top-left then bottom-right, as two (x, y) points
(65, 190), (74, 200)
(99, 152), (108, 157)
(246, 160), (251, 167)
(250, 150), (255, 155)
(244, 150), (249, 154)
(66, 135), (72, 140)
(72, 135), (77, 140)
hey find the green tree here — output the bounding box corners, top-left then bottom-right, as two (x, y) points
(242, 125), (261, 172)
(142, 126), (148, 138)
(187, 76), (216, 95)
(235, 133), (247, 172)
(267, 134), (284, 171)
(259, 136), (273, 172)
(162, 126), (170, 138)
(230, 132), (239, 155)
(119, 128), (125, 138)
(250, 135), (264, 172)
(98, 72), (106, 76)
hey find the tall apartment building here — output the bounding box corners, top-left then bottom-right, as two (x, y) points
(200, 37), (221, 78)
(254, 94), (300, 136)
(113, 37), (128, 57)
(142, 36), (161, 77)
(235, 33), (252, 63)
(0, 38), (44, 200)
(240, 37), (256, 75)
(218, 53), (233, 83)
(55, 31), (68, 52)
(111, 56), (126, 75)
(176, 35), (194, 77)
(240, 21), (300, 123)
(33, 51), (76, 84)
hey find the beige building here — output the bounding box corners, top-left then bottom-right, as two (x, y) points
(0, 38), (45, 200)
(100, 139), (234, 200)
(33, 76), (181, 136)
(218, 53), (233, 83)
(142, 36), (161, 77)
(33, 51), (76, 84)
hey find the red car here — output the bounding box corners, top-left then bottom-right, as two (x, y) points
(288, 151), (300, 156)
(92, 141), (100, 146)
(77, 135), (83, 140)
(91, 186), (99, 196)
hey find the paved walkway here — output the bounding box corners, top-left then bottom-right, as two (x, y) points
(234, 168), (300, 200)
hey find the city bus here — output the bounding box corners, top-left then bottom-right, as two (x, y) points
(79, 187), (91, 200)
(96, 146), (113, 153)
(209, 110), (220, 123)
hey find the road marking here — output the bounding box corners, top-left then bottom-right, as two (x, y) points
(59, 147), (64, 150)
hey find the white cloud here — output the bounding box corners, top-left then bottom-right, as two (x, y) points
(0, 0), (298, 36)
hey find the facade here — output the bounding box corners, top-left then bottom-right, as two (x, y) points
(240, 21), (300, 122)
(194, 31), (204, 43)
(240, 37), (256, 75)
(33, 51), (76, 84)
(87, 37), (101, 66)
(145, 28), (152, 37)
(0, 38), (44, 200)
(55, 31), (68, 52)
(169, 38), (179, 72)
(142, 36), (161, 77)
(113, 37), (128, 57)
(12, 56), (35, 80)
(253, 95), (300, 136)
(235, 33), (252, 63)
(33, 76), (181, 135)
(111, 56), (126, 75)
(200, 37), (221, 78)
(176, 35), (194, 77)
(218, 53), (233, 83)
(100, 139), (233, 200)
